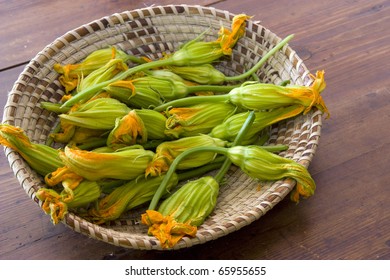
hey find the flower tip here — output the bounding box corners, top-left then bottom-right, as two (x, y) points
(311, 70), (326, 93)
(141, 210), (197, 249)
(53, 63), (64, 73)
(290, 189), (300, 203)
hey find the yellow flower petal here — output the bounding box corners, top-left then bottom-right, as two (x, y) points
(141, 210), (197, 249)
(107, 110), (147, 148)
(218, 14), (252, 55)
(36, 188), (68, 225)
(45, 166), (84, 188)
(0, 125), (31, 151)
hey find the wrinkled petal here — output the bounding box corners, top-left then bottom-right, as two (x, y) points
(141, 210), (197, 249)
(36, 188), (68, 225)
(218, 14), (252, 55)
(107, 110), (147, 148)
(45, 166), (84, 188)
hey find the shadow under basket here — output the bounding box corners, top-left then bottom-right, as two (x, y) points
(2, 5), (322, 250)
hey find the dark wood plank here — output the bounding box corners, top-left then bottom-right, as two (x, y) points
(1, 0), (389, 260)
(0, 0), (219, 70)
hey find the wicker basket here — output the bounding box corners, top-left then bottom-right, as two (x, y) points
(2, 5), (322, 250)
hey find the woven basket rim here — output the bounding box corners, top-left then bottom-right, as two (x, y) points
(2, 4), (322, 250)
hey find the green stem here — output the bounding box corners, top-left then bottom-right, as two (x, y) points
(251, 72), (261, 82)
(224, 34), (294, 82)
(214, 111), (255, 182)
(186, 84), (239, 94)
(153, 94), (228, 111)
(177, 156), (225, 181)
(61, 58), (175, 108)
(125, 54), (149, 65)
(261, 144), (289, 153)
(41, 102), (71, 114)
(148, 146), (228, 210)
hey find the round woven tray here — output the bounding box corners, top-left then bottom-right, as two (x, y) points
(2, 5), (322, 250)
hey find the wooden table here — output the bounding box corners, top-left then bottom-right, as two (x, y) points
(1, 0), (389, 260)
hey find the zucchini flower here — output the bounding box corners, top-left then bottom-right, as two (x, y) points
(104, 79), (164, 108)
(152, 70), (329, 118)
(210, 105), (306, 145)
(0, 124), (63, 176)
(146, 135), (227, 177)
(76, 57), (128, 93)
(141, 176), (219, 249)
(58, 98), (130, 130)
(54, 47), (130, 93)
(58, 145), (154, 181)
(106, 109), (168, 149)
(106, 110), (147, 148)
(36, 180), (101, 224)
(167, 64), (226, 85)
(88, 173), (179, 224)
(131, 71), (189, 101)
(226, 145), (316, 202)
(217, 14), (252, 56)
(169, 14), (251, 66)
(227, 71), (329, 116)
(164, 102), (237, 138)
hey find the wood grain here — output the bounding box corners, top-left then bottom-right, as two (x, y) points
(0, 0), (219, 70)
(0, 0), (389, 259)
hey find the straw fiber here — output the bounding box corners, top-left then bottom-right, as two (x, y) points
(2, 5), (322, 250)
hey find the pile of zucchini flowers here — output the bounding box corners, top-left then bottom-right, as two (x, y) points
(0, 14), (329, 248)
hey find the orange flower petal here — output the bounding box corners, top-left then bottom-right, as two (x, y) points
(141, 210), (197, 249)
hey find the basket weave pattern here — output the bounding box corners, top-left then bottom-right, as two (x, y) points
(2, 5), (322, 250)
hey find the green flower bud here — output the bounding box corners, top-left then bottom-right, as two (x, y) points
(141, 176), (219, 248)
(59, 145), (154, 181)
(167, 64), (226, 85)
(105, 109), (168, 149)
(227, 145), (316, 202)
(88, 173), (179, 224)
(170, 40), (225, 66)
(0, 124), (63, 176)
(169, 14), (250, 66)
(107, 110), (147, 149)
(164, 102), (237, 138)
(159, 176), (219, 226)
(228, 71), (329, 116)
(54, 47), (129, 78)
(68, 127), (107, 147)
(104, 79), (163, 108)
(59, 98), (130, 130)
